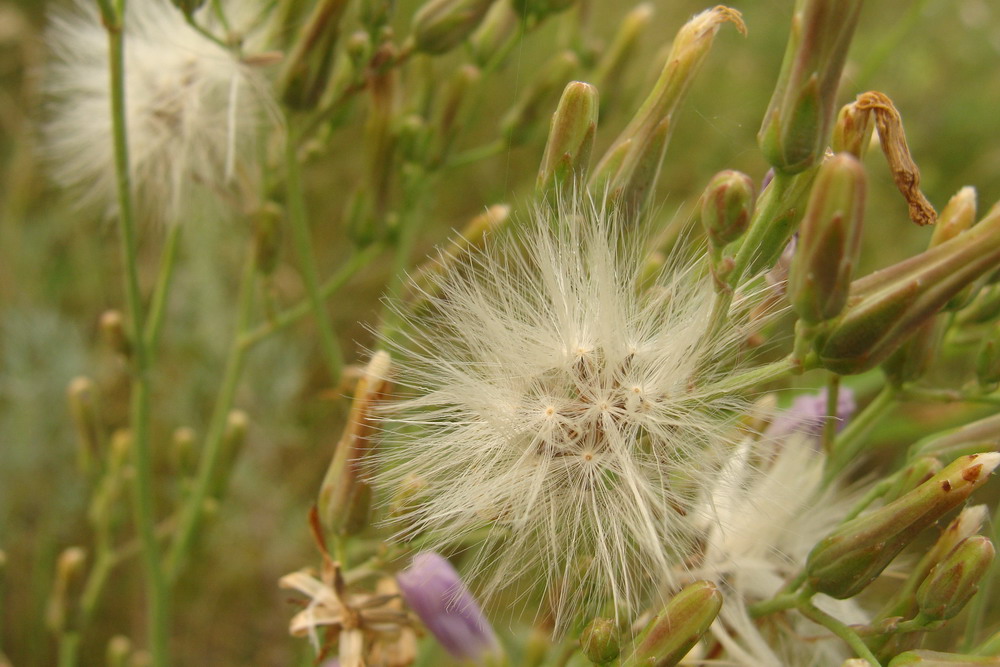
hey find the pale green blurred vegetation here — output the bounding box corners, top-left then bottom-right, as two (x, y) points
(1, 0), (1000, 664)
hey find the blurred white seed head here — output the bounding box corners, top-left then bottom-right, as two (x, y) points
(42, 0), (274, 224)
(377, 198), (768, 629)
(689, 435), (867, 666)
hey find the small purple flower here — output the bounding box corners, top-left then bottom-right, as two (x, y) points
(397, 552), (500, 662)
(767, 387), (857, 442)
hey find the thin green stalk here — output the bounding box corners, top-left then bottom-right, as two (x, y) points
(378, 173), (430, 342)
(748, 591), (801, 618)
(701, 356), (799, 399)
(143, 223), (182, 357)
(729, 170), (793, 287)
(241, 244), (381, 348)
(285, 116), (344, 385)
(166, 255), (256, 580)
(797, 601), (881, 666)
(824, 385), (898, 486)
(103, 6), (169, 664)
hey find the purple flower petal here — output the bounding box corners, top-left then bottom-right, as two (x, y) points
(397, 552), (500, 662)
(767, 387), (857, 442)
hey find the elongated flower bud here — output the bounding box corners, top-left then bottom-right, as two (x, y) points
(502, 51), (579, 147)
(589, 7), (744, 214)
(978, 329), (1000, 389)
(788, 153), (866, 324)
(537, 81), (599, 195)
(806, 453), (1000, 599)
(411, 0), (497, 54)
(757, 0), (864, 173)
(318, 352), (392, 535)
(278, 0), (349, 109)
(432, 65), (482, 164)
(831, 100), (874, 159)
(917, 535), (995, 622)
(817, 203), (1000, 374)
(68, 376), (102, 473)
(581, 617), (620, 664)
(46, 547), (86, 634)
(621, 581), (722, 667)
(700, 170), (755, 249)
(909, 413), (1000, 462)
(591, 4), (655, 102)
(882, 457), (943, 505)
(396, 552), (501, 662)
(469, 0), (518, 65)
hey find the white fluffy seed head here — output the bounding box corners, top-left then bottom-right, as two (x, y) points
(376, 198), (769, 629)
(42, 0), (274, 224)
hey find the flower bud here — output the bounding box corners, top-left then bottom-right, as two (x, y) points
(889, 651), (1000, 666)
(208, 410), (248, 501)
(806, 453), (1000, 599)
(621, 581), (723, 667)
(977, 330), (1000, 390)
(106, 635), (132, 667)
(591, 4), (654, 103)
(881, 317), (942, 387)
(318, 352), (392, 535)
(699, 170), (755, 249)
(816, 204), (1000, 374)
(589, 7), (744, 215)
(788, 153), (866, 324)
(469, 0), (518, 66)
(831, 100), (874, 159)
(277, 0), (349, 110)
(502, 50), (579, 147)
(68, 376), (102, 473)
(908, 413), (1000, 462)
(99, 310), (131, 358)
(917, 535), (995, 622)
(411, 0), (496, 55)
(934, 187), (978, 247)
(537, 81), (599, 195)
(757, 0), (863, 173)
(397, 552), (501, 662)
(46, 546), (87, 634)
(580, 617), (620, 664)
(170, 426), (198, 475)
(882, 457), (943, 505)
(431, 65), (482, 164)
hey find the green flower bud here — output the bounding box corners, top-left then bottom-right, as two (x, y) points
(934, 187), (978, 247)
(757, 0), (864, 173)
(890, 650), (1000, 666)
(580, 617), (620, 664)
(883, 457), (943, 505)
(917, 535), (995, 622)
(977, 328), (1000, 389)
(170, 426), (197, 476)
(909, 413), (1000, 462)
(591, 3), (655, 101)
(590, 6), (745, 215)
(46, 547), (87, 634)
(958, 283), (1000, 325)
(788, 153), (866, 324)
(469, 0), (518, 66)
(831, 100), (874, 159)
(817, 204), (1000, 374)
(411, 0), (497, 55)
(502, 50), (579, 147)
(68, 376), (103, 474)
(621, 581), (722, 667)
(537, 81), (599, 195)
(699, 170), (756, 249)
(99, 310), (131, 358)
(318, 352), (392, 536)
(881, 316), (942, 387)
(431, 65), (482, 164)
(277, 0), (349, 110)
(208, 410), (249, 502)
(806, 453), (1000, 599)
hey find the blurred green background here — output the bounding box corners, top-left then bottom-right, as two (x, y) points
(2, 0), (1000, 663)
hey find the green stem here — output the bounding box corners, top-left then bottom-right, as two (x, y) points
(824, 385), (898, 486)
(166, 255), (256, 580)
(241, 244), (380, 348)
(104, 9), (170, 665)
(285, 115), (344, 385)
(748, 591), (801, 618)
(378, 172), (430, 342)
(797, 601), (881, 666)
(143, 223), (182, 357)
(701, 356), (799, 399)
(729, 170), (793, 287)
